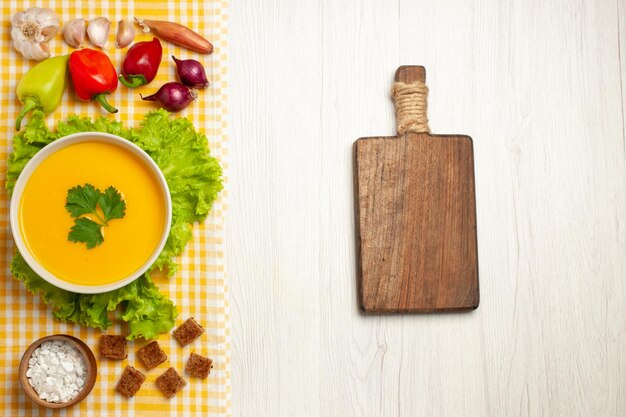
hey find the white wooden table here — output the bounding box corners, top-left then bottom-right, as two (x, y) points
(227, 1), (626, 415)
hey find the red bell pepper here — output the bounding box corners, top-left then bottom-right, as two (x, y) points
(69, 49), (118, 113)
(119, 38), (163, 88)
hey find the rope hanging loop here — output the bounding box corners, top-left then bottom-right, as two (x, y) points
(391, 80), (430, 135)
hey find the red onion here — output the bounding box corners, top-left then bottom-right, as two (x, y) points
(140, 82), (197, 112)
(172, 55), (209, 89)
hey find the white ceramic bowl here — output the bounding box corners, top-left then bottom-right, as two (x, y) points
(10, 132), (172, 294)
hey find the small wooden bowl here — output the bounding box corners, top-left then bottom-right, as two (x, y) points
(19, 334), (97, 409)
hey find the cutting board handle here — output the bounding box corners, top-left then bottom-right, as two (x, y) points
(392, 66), (430, 134)
(394, 65), (426, 84)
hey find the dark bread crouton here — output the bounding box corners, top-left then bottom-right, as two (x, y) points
(173, 318), (205, 346)
(99, 335), (127, 360)
(136, 341), (168, 370)
(115, 366), (145, 398)
(185, 352), (213, 378)
(155, 367), (187, 398)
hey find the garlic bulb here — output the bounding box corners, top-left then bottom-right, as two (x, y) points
(11, 7), (60, 61)
(87, 17), (110, 48)
(63, 18), (85, 48)
(116, 19), (135, 48)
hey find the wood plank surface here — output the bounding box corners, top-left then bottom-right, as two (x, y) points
(228, 0), (626, 416)
(355, 131), (478, 312)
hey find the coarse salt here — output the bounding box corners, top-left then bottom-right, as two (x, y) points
(26, 340), (87, 403)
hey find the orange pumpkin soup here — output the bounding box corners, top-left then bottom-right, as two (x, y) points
(19, 141), (167, 286)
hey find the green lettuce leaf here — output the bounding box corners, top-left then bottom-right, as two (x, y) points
(10, 251), (78, 322)
(11, 252), (177, 340)
(6, 110), (55, 192)
(6, 109), (223, 339)
(128, 110), (224, 275)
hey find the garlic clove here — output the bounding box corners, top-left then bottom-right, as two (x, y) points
(63, 18), (85, 48)
(87, 17), (111, 49)
(24, 7), (59, 29)
(115, 19), (135, 48)
(12, 12), (26, 27)
(41, 25), (59, 41)
(21, 42), (50, 61)
(36, 14), (60, 31)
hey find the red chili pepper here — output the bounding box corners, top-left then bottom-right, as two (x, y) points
(119, 38), (163, 88)
(69, 48), (118, 113)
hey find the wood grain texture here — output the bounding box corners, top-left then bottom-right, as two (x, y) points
(228, 0), (626, 416)
(355, 66), (479, 313)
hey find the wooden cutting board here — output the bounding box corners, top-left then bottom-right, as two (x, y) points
(353, 65), (479, 313)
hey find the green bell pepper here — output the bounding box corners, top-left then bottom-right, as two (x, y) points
(15, 55), (69, 131)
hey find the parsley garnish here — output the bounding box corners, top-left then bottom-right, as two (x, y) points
(65, 183), (126, 249)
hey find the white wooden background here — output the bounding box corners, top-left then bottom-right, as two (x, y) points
(227, 0), (626, 415)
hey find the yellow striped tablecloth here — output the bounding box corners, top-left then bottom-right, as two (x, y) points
(0, 1), (230, 416)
